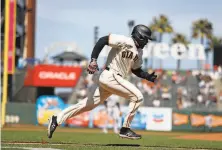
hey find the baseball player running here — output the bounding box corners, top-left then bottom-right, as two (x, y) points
(47, 24), (157, 140)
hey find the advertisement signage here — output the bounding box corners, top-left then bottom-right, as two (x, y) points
(36, 101), (173, 131)
(66, 111), (90, 127)
(24, 64), (82, 87)
(90, 106), (147, 130)
(173, 113), (189, 126)
(210, 115), (222, 127)
(190, 113), (222, 128)
(36, 96), (91, 127)
(172, 110), (222, 132)
(36, 95), (65, 126)
(146, 107), (172, 131)
(91, 106), (118, 129)
(190, 113), (206, 127)
(144, 42), (206, 60)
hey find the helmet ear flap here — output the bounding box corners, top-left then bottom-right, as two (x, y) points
(132, 31), (148, 48)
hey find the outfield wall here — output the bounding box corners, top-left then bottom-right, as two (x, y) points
(5, 102), (36, 124)
(172, 109), (222, 132)
(4, 101), (222, 132)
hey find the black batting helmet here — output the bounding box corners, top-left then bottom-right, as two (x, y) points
(131, 24), (153, 49)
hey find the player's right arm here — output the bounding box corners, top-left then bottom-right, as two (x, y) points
(87, 35), (109, 74)
(90, 34), (127, 59)
(91, 36), (109, 60)
(87, 34), (127, 74)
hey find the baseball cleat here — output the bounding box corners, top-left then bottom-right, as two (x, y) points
(47, 115), (58, 139)
(119, 127), (142, 140)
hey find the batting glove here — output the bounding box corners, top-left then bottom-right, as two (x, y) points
(145, 72), (157, 83)
(87, 58), (99, 74)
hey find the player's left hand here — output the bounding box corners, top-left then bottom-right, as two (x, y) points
(146, 72), (157, 83)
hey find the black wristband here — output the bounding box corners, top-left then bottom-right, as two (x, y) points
(132, 68), (149, 79)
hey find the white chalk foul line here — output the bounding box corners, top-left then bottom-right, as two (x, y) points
(2, 147), (61, 150)
(2, 143), (66, 145)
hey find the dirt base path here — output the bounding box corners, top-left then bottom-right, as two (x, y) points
(174, 133), (222, 141)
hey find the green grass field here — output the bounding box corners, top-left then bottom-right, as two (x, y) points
(2, 126), (222, 150)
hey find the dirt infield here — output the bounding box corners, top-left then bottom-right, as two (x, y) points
(174, 133), (222, 141)
(3, 124), (222, 142)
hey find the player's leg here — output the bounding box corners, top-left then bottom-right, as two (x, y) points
(113, 76), (143, 139)
(47, 86), (111, 138)
(99, 71), (143, 139)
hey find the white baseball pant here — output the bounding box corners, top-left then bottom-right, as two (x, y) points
(56, 69), (143, 128)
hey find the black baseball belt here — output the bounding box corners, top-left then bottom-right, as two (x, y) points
(105, 67), (122, 77)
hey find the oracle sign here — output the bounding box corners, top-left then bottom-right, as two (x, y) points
(24, 65), (82, 87)
(39, 71), (76, 80)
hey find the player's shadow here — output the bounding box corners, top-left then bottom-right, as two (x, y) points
(105, 144), (140, 147)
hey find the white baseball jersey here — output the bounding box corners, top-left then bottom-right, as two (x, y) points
(105, 34), (143, 78)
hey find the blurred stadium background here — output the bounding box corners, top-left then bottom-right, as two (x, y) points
(1, 0), (222, 149)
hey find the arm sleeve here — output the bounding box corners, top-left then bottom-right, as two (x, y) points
(91, 36), (109, 59)
(131, 67), (149, 79)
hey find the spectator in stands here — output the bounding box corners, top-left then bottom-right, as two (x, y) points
(176, 97), (183, 110)
(161, 84), (171, 101)
(197, 92), (204, 104)
(153, 96), (161, 107)
(205, 93), (217, 107)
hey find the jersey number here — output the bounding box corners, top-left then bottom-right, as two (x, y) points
(122, 51), (138, 62)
